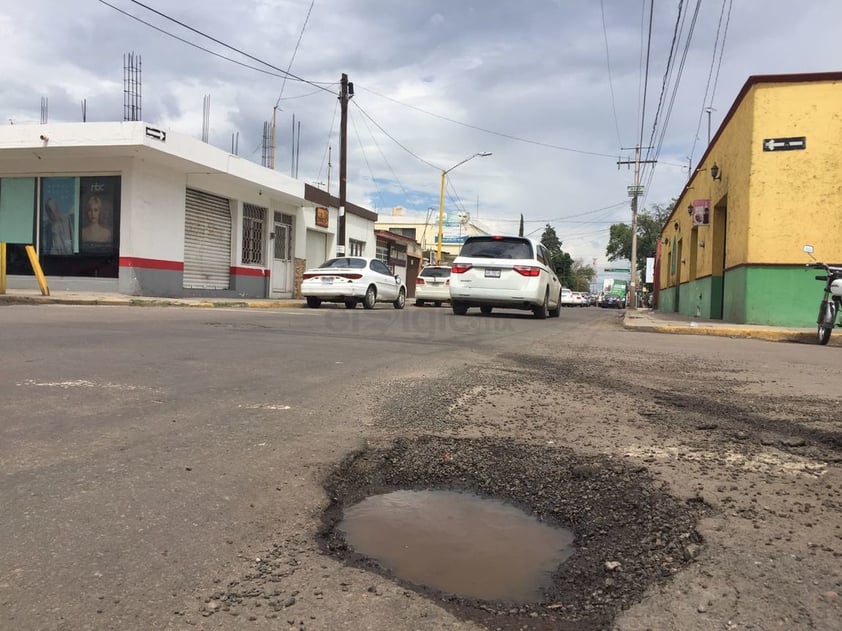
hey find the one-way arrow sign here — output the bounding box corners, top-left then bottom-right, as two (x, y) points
(763, 136), (806, 151)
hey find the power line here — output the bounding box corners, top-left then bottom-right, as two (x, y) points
(600, 0), (623, 148)
(106, 0), (335, 93)
(350, 101), (439, 171)
(274, 0), (316, 108)
(356, 85), (620, 159)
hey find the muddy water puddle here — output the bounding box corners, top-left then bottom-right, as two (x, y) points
(338, 489), (575, 602)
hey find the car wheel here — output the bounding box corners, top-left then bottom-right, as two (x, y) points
(393, 288), (406, 310)
(480, 306), (493, 315)
(532, 290), (549, 319)
(344, 299), (357, 309)
(415, 299), (424, 307)
(363, 285), (377, 309)
(549, 291), (561, 317)
(452, 302), (468, 315)
(306, 296), (321, 308)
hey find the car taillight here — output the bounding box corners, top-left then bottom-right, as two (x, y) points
(513, 265), (540, 277)
(337, 273), (362, 280)
(451, 263), (473, 274)
(416, 277), (425, 284)
(302, 273), (315, 279)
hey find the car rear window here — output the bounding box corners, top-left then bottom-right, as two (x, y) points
(319, 257), (366, 269)
(420, 267), (451, 278)
(459, 237), (533, 259)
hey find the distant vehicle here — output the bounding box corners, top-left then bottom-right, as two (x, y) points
(449, 235), (562, 318)
(600, 293), (624, 309)
(415, 265), (451, 306)
(571, 292), (585, 307)
(301, 256), (406, 309)
(561, 288), (576, 307)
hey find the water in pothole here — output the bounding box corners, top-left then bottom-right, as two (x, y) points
(338, 489), (575, 602)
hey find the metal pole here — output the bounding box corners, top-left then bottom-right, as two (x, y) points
(436, 170), (446, 264)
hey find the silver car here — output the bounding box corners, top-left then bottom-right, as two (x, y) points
(448, 235), (562, 318)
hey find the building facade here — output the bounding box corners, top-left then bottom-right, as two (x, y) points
(0, 122), (377, 299)
(658, 72), (842, 326)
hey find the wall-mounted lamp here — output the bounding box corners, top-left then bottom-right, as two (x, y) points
(710, 162), (721, 181)
(674, 221), (680, 231)
(662, 237), (670, 245)
(687, 204), (694, 216)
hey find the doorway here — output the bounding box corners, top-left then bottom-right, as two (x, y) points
(271, 212), (293, 296)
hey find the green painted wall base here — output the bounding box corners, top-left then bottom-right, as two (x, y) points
(658, 265), (822, 327)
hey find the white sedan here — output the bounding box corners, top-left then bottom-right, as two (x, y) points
(301, 257), (406, 309)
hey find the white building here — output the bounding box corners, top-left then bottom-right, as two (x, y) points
(0, 122), (377, 298)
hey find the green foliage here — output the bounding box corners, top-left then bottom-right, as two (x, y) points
(605, 200), (675, 279)
(540, 224), (562, 253)
(539, 224), (595, 289)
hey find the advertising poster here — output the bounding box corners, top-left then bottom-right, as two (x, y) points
(79, 176), (120, 254)
(692, 199), (710, 226)
(41, 177), (79, 255)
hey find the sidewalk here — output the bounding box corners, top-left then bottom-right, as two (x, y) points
(622, 307), (839, 346)
(0, 287), (305, 309)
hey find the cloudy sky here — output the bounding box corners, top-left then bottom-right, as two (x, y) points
(2, 0), (841, 268)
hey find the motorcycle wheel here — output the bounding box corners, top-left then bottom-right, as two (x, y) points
(817, 300), (835, 345)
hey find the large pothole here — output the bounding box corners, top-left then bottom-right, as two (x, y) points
(319, 435), (709, 630)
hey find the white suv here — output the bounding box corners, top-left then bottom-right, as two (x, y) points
(449, 235), (562, 318)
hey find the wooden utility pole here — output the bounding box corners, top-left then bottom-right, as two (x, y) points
(337, 73), (352, 257)
(617, 145), (656, 309)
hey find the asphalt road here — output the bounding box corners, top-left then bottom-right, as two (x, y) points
(1, 303), (840, 630)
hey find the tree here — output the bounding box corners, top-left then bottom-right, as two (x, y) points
(605, 200), (674, 278)
(540, 224), (562, 253)
(569, 259), (597, 292)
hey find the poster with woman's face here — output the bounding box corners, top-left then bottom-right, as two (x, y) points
(80, 176), (120, 254)
(40, 177), (79, 255)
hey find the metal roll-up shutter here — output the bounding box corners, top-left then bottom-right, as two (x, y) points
(184, 189), (231, 289)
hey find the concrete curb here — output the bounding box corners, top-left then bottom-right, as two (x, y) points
(623, 313), (840, 346)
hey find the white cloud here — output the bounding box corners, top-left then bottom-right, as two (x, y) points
(2, 0), (841, 269)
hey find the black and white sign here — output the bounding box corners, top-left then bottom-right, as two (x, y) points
(762, 136), (806, 152)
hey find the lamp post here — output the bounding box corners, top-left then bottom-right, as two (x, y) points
(437, 152), (492, 264)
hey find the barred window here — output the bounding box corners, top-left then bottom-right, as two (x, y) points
(375, 240), (389, 263)
(349, 239), (365, 256)
(242, 203), (266, 265)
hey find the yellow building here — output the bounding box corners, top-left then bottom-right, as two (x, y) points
(658, 72), (842, 326)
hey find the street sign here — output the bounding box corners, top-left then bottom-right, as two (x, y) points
(762, 136), (806, 152)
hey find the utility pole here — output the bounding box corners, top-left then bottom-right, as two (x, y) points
(337, 73), (352, 257)
(617, 145), (656, 309)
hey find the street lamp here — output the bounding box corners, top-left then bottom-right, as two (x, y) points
(437, 152), (492, 264)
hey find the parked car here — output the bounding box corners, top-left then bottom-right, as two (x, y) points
(560, 287), (576, 307)
(571, 292), (585, 307)
(414, 265), (451, 306)
(448, 235), (562, 318)
(301, 257), (406, 309)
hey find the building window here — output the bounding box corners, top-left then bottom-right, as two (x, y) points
(349, 239), (365, 256)
(242, 203), (266, 265)
(375, 239), (389, 263)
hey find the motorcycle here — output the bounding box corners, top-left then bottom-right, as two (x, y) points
(804, 244), (842, 345)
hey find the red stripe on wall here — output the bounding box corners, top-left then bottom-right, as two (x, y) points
(120, 257), (184, 271)
(231, 266), (270, 278)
